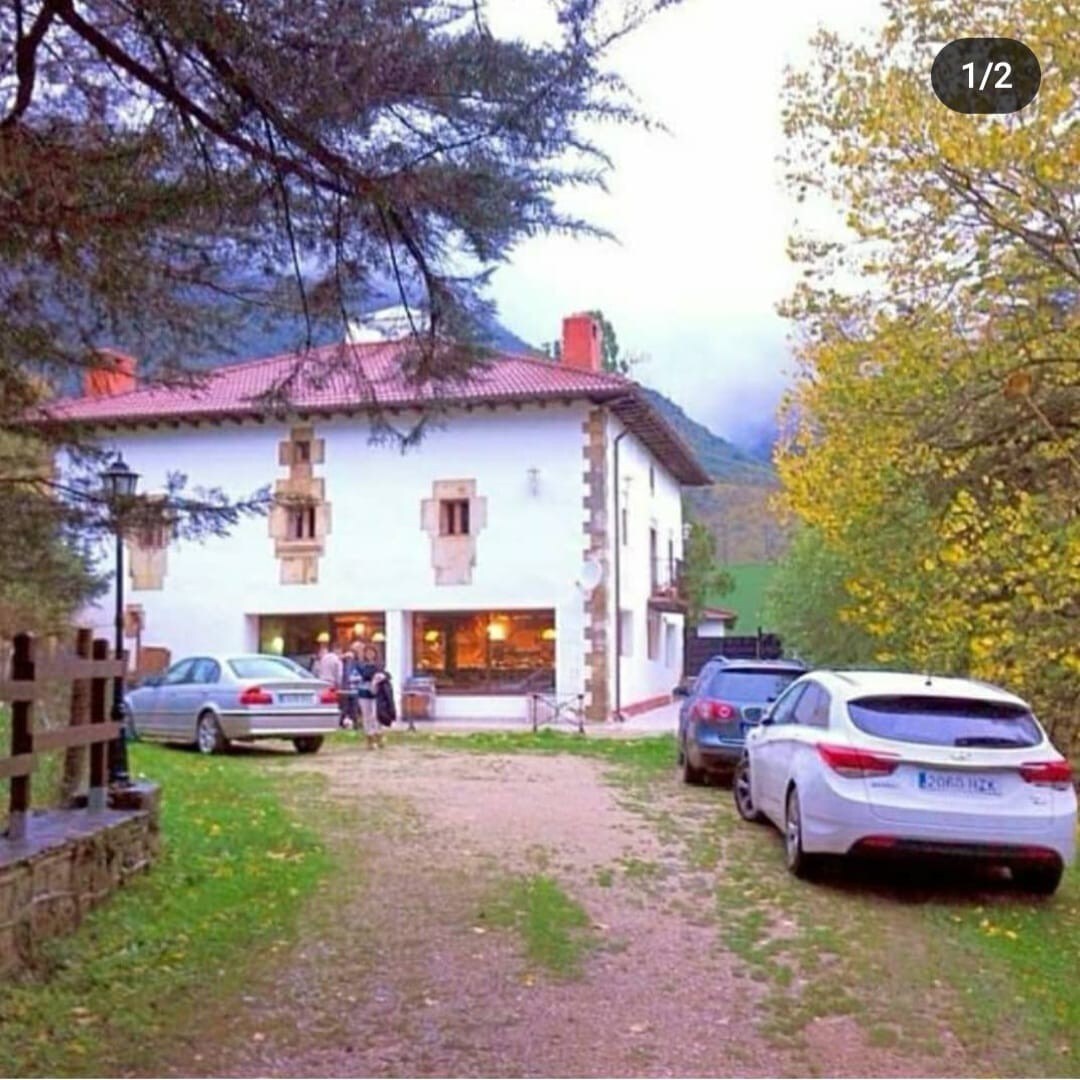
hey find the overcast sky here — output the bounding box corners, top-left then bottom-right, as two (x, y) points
(486, 0), (886, 450)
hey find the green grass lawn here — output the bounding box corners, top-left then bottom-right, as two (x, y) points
(0, 743), (331, 1078)
(712, 562), (776, 632)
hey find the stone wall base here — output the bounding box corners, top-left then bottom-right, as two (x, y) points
(0, 783), (161, 974)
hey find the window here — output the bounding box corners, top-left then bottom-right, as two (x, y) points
(162, 659), (196, 685)
(705, 667), (804, 705)
(190, 658), (221, 685)
(258, 612), (385, 661)
(440, 498), (470, 536)
(649, 527), (658, 589)
(768, 682), (806, 726)
(230, 656), (317, 680)
(293, 439), (311, 463)
(847, 696), (1042, 748)
(619, 610), (634, 657)
(135, 522), (169, 550)
(793, 683), (830, 728)
(647, 610), (660, 660)
(649, 464), (655, 494)
(412, 610), (555, 694)
(287, 505), (317, 541)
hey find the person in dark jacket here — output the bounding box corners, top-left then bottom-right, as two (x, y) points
(346, 643), (386, 749)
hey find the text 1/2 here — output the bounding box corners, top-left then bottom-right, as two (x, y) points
(962, 61), (1012, 91)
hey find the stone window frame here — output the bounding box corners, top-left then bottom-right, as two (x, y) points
(270, 425), (330, 585)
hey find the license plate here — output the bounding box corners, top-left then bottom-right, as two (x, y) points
(279, 693), (315, 707)
(917, 770), (1002, 797)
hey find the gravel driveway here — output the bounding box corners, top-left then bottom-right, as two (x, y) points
(183, 742), (975, 1078)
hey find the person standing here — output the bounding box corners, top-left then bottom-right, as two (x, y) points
(312, 633), (347, 727)
(312, 632), (342, 684)
(348, 642), (386, 749)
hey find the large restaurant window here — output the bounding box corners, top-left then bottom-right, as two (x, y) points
(413, 610), (555, 694)
(258, 611), (386, 665)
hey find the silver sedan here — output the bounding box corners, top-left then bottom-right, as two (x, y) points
(125, 654), (340, 755)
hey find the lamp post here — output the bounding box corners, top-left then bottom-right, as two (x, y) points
(102, 455), (139, 786)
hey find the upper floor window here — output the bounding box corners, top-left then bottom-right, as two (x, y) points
(440, 498), (470, 536)
(135, 521), (169, 550)
(287, 505), (317, 541)
(649, 464), (655, 494)
(293, 439), (311, 463)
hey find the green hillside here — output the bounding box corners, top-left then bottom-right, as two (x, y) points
(710, 563), (777, 632)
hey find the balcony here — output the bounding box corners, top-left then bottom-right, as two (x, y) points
(649, 557), (686, 611)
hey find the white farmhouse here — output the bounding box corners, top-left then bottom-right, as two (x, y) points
(49, 313), (711, 723)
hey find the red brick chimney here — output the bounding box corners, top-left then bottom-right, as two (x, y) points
(84, 349), (137, 397)
(561, 312), (604, 373)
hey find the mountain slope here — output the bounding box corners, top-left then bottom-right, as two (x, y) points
(638, 388), (774, 483)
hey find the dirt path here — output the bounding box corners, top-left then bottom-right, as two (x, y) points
(186, 744), (973, 1078)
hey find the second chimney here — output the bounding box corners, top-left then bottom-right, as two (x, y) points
(84, 349), (138, 398)
(561, 312), (604, 373)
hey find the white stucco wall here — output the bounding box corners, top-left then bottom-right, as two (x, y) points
(78, 398), (690, 720)
(606, 420), (686, 711)
(79, 404), (591, 713)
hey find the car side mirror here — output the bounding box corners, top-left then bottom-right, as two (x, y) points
(672, 685), (690, 699)
(760, 712), (774, 726)
(138, 674), (162, 688)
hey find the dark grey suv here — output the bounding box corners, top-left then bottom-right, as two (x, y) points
(676, 657), (807, 784)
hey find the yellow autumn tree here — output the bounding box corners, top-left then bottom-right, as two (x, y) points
(776, 0), (1079, 755)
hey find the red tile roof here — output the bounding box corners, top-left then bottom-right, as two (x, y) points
(40, 339), (712, 484)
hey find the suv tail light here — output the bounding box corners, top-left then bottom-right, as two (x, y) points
(693, 699), (736, 722)
(817, 743), (899, 778)
(319, 687), (338, 705)
(239, 686), (273, 706)
(1019, 760), (1073, 786)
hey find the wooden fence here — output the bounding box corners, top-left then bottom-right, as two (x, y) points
(1, 631), (125, 841)
(682, 630), (784, 677)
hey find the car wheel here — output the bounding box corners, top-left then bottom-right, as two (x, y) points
(293, 736), (324, 755)
(196, 712), (228, 755)
(1012, 862), (1063, 896)
(734, 756), (765, 823)
(681, 744), (705, 786)
(784, 787), (817, 879)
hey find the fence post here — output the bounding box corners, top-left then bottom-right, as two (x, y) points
(61, 628), (93, 806)
(88, 638), (109, 812)
(8, 632), (34, 842)
(576, 693), (585, 736)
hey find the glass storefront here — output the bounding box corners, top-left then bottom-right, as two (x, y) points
(258, 612), (387, 665)
(412, 609), (555, 694)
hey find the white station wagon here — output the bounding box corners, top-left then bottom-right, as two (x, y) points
(734, 670), (1076, 894)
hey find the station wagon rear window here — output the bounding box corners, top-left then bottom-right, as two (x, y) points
(229, 657), (315, 680)
(847, 695), (1042, 748)
(703, 669), (802, 703)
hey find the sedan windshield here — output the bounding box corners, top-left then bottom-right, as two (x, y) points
(703, 669), (801, 704)
(229, 657), (316, 680)
(847, 695), (1042, 748)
